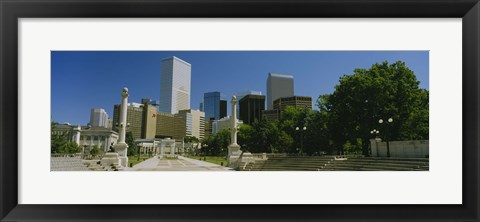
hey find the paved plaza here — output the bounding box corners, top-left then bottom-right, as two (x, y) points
(128, 156), (232, 171)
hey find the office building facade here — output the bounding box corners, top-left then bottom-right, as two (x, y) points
(141, 99), (158, 139)
(239, 94), (266, 125)
(262, 109), (281, 122)
(273, 96), (313, 112)
(155, 112), (187, 139)
(89, 108), (109, 128)
(266, 73), (294, 110)
(204, 117), (215, 138)
(159, 56), (191, 114)
(112, 102), (144, 140)
(235, 90), (262, 118)
(178, 109), (205, 140)
(203, 92), (227, 121)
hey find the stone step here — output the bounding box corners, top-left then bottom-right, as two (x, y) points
(331, 161), (425, 167)
(322, 164), (420, 171)
(341, 159), (429, 165)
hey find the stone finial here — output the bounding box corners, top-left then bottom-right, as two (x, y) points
(122, 87), (129, 98)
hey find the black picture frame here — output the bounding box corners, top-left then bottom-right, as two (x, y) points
(1, 0), (479, 221)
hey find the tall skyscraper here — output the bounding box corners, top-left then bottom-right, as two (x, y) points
(266, 73), (294, 109)
(89, 108), (109, 128)
(239, 94), (266, 125)
(203, 92), (227, 121)
(235, 90), (262, 118)
(159, 56), (191, 114)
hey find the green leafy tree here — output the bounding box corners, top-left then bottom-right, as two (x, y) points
(303, 110), (332, 155)
(125, 131), (136, 156)
(65, 141), (81, 154)
(184, 136), (199, 143)
(51, 122), (68, 154)
(320, 61), (429, 155)
(201, 130), (230, 156)
(51, 133), (68, 154)
(238, 124), (254, 151)
(242, 119), (293, 153)
(278, 106), (311, 153)
(90, 145), (100, 155)
(212, 129), (230, 156)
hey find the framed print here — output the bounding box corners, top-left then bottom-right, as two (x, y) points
(1, 0), (479, 221)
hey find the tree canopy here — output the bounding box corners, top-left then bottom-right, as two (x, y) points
(319, 61), (429, 155)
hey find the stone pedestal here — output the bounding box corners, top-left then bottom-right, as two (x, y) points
(241, 152), (255, 164)
(113, 142), (128, 167)
(227, 143), (242, 168)
(239, 152), (255, 169)
(101, 152), (120, 168)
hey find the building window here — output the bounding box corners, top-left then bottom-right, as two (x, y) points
(80, 136), (84, 140)
(86, 136), (91, 140)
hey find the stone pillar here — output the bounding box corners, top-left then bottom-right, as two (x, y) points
(154, 141), (158, 155)
(104, 137), (109, 152)
(230, 96), (238, 147)
(170, 141), (175, 157)
(113, 87), (129, 167)
(73, 125), (81, 145)
(370, 138), (382, 157)
(228, 96), (242, 168)
(160, 142), (165, 157)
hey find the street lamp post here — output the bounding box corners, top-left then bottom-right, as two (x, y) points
(202, 144), (208, 160)
(137, 143), (141, 161)
(379, 118), (393, 157)
(295, 126), (307, 156)
(370, 129), (380, 157)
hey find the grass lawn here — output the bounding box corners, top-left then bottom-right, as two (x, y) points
(128, 155), (153, 167)
(185, 156), (227, 166)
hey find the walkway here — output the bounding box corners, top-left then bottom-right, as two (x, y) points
(129, 156), (232, 171)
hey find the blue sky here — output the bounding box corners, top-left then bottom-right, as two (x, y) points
(51, 51), (429, 125)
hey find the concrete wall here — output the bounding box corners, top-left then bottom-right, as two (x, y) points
(370, 139), (429, 158)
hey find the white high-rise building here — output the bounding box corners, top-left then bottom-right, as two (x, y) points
(266, 73), (294, 110)
(159, 56), (191, 114)
(89, 108), (109, 128)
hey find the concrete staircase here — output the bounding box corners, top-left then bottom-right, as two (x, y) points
(51, 156), (118, 171)
(51, 156), (90, 171)
(244, 156), (334, 171)
(320, 157), (429, 171)
(242, 156), (429, 171)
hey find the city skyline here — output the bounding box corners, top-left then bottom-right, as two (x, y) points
(51, 51), (429, 125)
